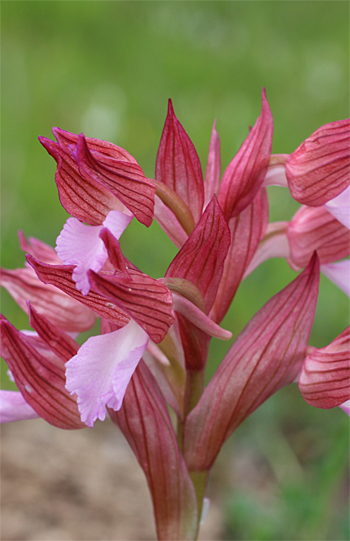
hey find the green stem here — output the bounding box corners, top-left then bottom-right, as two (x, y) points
(190, 471), (208, 540)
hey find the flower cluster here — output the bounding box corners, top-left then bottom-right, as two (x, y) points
(1, 90), (349, 540)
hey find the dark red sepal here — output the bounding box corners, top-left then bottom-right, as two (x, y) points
(88, 268), (175, 343)
(27, 255), (130, 327)
(0, 317), (85, 430)
(156, 99), (204, 225)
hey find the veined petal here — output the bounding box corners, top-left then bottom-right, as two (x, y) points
(0, 317), (85, 429)
(39, 135), (117, 225)
(184, 254), (320, 471)
(52, 127), (139, 163)
(299, 327), (350, 409)
(88, 268), (174, 343)
(56, 210), (132, 295)
(65, 320), (149, 427)
(0, 390), (39, 423)
(211, 189), (269, 323)
(172, 292), (232, 340)
(109, 361), (198, 541)
(321, 260), (350, 297)
(287, 205), (350, 271)
(218, 89), (273, 220)
(166, 196), (230, 314)
(286, 118), (350, 206)
(324, 186), (350, 230)
(27, 255), (130, 327)
(75, 134), (155, 227)
(155, 99), (204, 225)
(243, 221), (290, 280)
(18, 231), (61, 265)
(0, 266), (96, 332)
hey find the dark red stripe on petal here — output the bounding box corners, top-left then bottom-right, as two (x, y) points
(299, 327), (350, 408)
(210, 188), (269, 323)
(76, 134), (155, 227)
(109, 360), (198, 540)
(218, 89), (273, 220)
(184, 254), (320, 471)
(156, 99), (204, 224)
(28, 304), (79, 362)
(0, 318), (85, 429)
(39, 136), (116, 225)
(286, 119), (350, 206)
(27, 255), (130, 327)
(88, 268), (174, 343)
(0, 266), (96, 333)
(166, 195), (230, 314)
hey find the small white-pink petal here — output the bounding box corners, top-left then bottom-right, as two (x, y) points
(340, 399), (350, 416)
(65, 320), (149, 427)
(263, 164), (288, 187)
(0, 390), (39, 423)
(103, 209), (133, 238)
(324, 186), (350, 230)
(56, 210), (133, 295)
(321, 260), (350, 297)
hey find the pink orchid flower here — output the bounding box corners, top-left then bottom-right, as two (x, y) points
(1, 96), (348, 541)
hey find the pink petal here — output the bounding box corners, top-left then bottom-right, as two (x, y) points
(299, 327), (350, 409)
(154, 195), (188, 248)
(75, 134), (155, 227)
(0, 317), (85, 429)
(18, 231), (61, 264)
(166, 195), (230, 314)
(27, 255), (130, 327)
(0, 266), (96, 333)
(340, 400), (350, 415)
(65, 320), (149, 427)
(28, 303), (79, 362)
(286, 118), (350, 206)
(52, 127), (139, 163)
(56, 210), (132, 295)
(204, 120), (221, 208)
(155, 99), (204, 225)
(39, 135), (117, 225)
(184, 254), (320, 471)
(287, 205), (350, 271)
(109, 361), (198, 541)
(218, 89), (273, 220)
(211, 188), (269, 323)
(321, 260), (350, 297)
(0, 390), (39, 423)
(88, 267), (175, 343)
(172, 292), (232, 340)
(263, 163), (288, 187)
(243, 221), (290, 279)
(324, 186), (350, 229)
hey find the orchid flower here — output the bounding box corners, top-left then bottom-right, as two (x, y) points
(1, 96), (349, 541)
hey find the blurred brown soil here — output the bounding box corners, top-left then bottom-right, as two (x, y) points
(0, 419), (224, 541)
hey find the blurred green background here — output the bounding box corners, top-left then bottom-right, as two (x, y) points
(1, 2), (349, 539)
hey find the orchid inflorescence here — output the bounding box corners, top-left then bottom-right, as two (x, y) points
(1, 90), (349, 540)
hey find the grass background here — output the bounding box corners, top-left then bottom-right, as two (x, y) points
(1, 2), (349, 539)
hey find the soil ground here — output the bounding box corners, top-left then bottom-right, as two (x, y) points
(1, 418), (224, 541)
